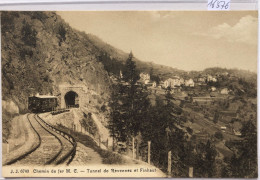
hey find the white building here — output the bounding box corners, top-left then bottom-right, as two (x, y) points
(140, 72), (150, 83)
(220, 88), (229, 95)
(179, 78), (185, 85)
(212, 77), (217, 82)
(152, 81), (157, 87)
(164, 76), (183, 88)
(185, 79), (195, 87)
(211, 86), (217, 92)
(207, 75), (217, 82)
(164, 79), (171, 88)
(144, 79), (150, 84)
(120, 70), (123, 79)
(197, 77), (206, 83)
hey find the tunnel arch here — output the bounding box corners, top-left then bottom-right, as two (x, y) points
(65, 91), (79, 108)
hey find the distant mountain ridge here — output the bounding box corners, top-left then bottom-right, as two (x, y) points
(86, 33), (256, 83)
(86, 33), (187, 80)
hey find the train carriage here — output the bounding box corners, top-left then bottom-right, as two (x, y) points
(28, 95), (58, 113)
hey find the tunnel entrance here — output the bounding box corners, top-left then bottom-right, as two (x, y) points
(65, 91), (79, 108)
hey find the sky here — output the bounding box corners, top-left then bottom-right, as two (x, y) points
(58, 11), (258, 72)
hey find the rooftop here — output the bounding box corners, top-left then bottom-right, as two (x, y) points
(30, 93), (57, 98)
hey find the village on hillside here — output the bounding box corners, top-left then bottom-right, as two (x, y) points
(111, 71), (232, 96)
(110, 69), (256, 146)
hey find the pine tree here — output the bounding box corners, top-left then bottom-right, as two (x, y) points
(149, 67), (160, 84)
(108, 84), (127, 150)
(122, 51), (139, 85)
(235, 119), (257, 177)
(108, 52), (151, 151)
(226, 119), (257, 178)
(193, 140), (217, 177)
(204, 140), (217, 177)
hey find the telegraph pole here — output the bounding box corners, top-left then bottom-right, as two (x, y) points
(148, 141), (151, 164)
(168, 151), (172, 177)
(132, 137), (135, 159)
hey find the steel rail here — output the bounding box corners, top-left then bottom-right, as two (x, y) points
(4, 114), (41, 166)
(36, 115), (77, 165)
(33, 114), (64, 165)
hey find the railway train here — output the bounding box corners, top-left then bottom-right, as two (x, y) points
(28, 95), (58, 113)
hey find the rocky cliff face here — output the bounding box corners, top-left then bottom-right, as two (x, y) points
(1, 11), (115, 140)
(1, 11), (112, 113)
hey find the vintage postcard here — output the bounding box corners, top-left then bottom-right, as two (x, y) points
(1, 11), (257, 178)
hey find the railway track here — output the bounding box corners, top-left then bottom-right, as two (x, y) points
(4, 114), (76, 166)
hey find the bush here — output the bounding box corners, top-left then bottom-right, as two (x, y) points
(186, 127), (193, 135)
(2, 112), (13, 141)
(57, 24), (66, 45)
(214, 131), (224, 140)
(100, 151), (125, 164)
(21, 20), (37, 47)
(101, 105), (106, 112)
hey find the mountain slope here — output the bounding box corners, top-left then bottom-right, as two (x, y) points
(1, 11), (112, 112)
(86, 33), (187, 80)
(1, 11), (115, 141)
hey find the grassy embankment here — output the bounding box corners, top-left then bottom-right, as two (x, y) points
(55, 124), (125, 164)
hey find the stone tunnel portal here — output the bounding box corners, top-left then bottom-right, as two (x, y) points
(65, 91), (79, 108)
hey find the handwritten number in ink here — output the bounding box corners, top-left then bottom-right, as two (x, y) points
(208, 0), (230, 10)
(208, 0), (217, 8)
(218, 1), (223, 9)
(225, 2), (230, 9)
